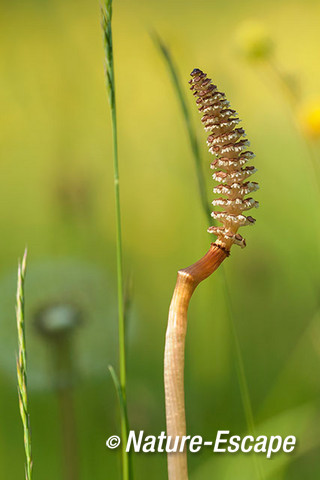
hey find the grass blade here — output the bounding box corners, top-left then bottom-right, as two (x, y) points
(108, 365), (128, 429)
(108, 364), (133, 474)
(16, 248), (33, 480)
(152, 32), (212, 223)
(101, 2), (131, 479)
(108, 365), (133, 479)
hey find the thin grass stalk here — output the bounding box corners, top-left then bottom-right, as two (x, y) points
(221, 268), (264, 480)
(155, 37), (264, 480)
(16, 249), (33, 480)
(101, 2), (130, 479)
(263, 58), (320, 193)
(152, 33), (211, 223)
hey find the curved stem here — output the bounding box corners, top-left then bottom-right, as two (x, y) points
(164, 244), (228, 480)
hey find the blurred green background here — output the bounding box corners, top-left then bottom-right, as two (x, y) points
(1, 0), (320, 478)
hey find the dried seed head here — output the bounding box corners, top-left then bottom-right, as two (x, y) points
(190, 68), (259, 250)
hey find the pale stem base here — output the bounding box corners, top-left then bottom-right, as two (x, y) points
(164, 243), (228, 480)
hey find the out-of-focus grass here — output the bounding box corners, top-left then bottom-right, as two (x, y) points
(0, 0), (319, 478)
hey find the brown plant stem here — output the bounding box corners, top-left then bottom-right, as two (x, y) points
(164, 243), (228, 480)
(51, 335), (79, 480)
(57, 387), (79, 480)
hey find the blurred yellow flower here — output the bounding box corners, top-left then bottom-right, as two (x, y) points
(235, 20), (273, 61)
(298, 100), (320, 139)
